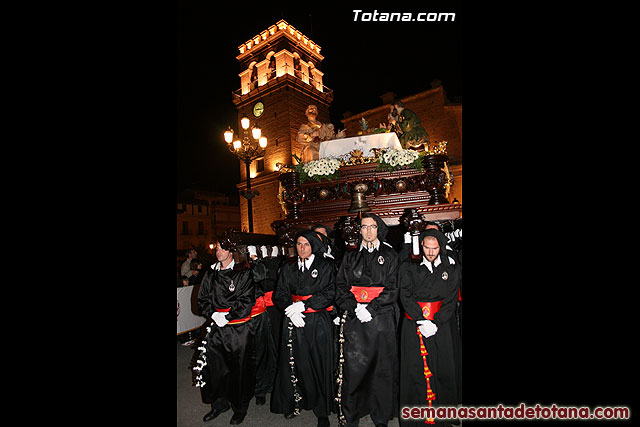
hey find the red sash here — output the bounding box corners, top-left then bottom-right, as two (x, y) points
(263, 291), (274, 307)
(350, 286), (385, 303)
(404, 300), (443, 321)
(217, 295), (266, 324)
(291, 294), (333, 313)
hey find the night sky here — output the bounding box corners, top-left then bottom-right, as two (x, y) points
(177, 2), (461, 197)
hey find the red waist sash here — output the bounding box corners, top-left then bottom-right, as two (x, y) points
(264, 290), (274, 307)
(350, 286), (385, 303)
(404, 300), (443, 321)
(217, 295), (266, 324)
(291, 294), (333, 313)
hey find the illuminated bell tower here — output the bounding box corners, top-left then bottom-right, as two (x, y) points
(232, 19), (333, 234)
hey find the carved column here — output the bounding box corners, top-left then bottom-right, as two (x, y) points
(271, 220), (298, 260)
(422, 154), (450, 205)
(399, 208), (427, 262)
(278, 171), (305, 219)
(335, 215), (361, 252)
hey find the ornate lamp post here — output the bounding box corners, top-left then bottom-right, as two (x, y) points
(224, 117), (267, 233)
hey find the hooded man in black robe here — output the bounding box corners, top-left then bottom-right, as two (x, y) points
(270, 230), (336, 427)
(335, 213), (399, 427)
(195, 235), (264, 425)
(398, 229), (461, 426)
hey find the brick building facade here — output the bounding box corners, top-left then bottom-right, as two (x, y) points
(232, 20), (333, 234)
(177, 189), (241, 251)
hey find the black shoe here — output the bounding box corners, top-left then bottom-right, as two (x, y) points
(317, 416), (330, 426)
(203, 403), (231, 422)
(255, 396), (266, 406)
(284, 411), (298, 419)
(230, 412), (246, 425)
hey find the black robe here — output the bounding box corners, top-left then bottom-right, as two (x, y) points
(248, 259), (278, 399)
(335, 242), (399, 425)
(196, 263), (256, 414)
(254, 256), (284, 359)
(398, 256), (460, 426)
(270, 255), (336, 418)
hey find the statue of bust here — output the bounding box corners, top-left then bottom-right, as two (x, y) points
(297, 104), (344, 162)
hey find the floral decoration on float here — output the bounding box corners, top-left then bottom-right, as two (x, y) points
(288, 140), (450, 183)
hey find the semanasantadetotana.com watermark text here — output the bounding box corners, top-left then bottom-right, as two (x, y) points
(401, 403), (630, 421)
(353, 10), (456, 22)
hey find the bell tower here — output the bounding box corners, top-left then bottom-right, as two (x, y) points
(231, 19), (334, 234)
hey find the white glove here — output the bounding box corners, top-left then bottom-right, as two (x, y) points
(247, 245), (257, 259)
(212, 311), (229, 328)
(285, 301), (306, 317)
(355, 303), (372, 323)
(289, 311), (306, 328)
(417, 319), (438, 338)
(260, 245), (269, 258)
(333, 316), (341, 326)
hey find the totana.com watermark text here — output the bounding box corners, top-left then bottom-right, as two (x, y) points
(352, 10), (456, 22)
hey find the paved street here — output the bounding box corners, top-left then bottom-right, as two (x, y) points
(177, 339), (400, 427)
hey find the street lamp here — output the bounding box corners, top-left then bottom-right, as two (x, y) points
(224, 117), (267, 233)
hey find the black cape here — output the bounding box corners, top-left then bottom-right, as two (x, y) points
(335, 235), (400, 425)
(398, 230), (461, 426)
(270, 247), (336, 418)
(196, 262), (256, 414)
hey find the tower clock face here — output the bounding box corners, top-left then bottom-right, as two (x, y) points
(253, 101), (264, 117)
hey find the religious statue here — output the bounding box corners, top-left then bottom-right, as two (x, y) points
(387, 105), (399, 133)
(297, 104), (345, 162)
(389, 101), (430, 150)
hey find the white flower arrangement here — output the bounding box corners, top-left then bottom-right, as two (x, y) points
(377, 148), (422, 172)
(301, 158), (342, 182)
(382, 149), (419, 167)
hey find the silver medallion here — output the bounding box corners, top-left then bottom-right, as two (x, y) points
(441, 271), (448, 280)
(311, 269), (318, 278)
(378, 256), (385, 265)
(229, 280), (235, 292)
